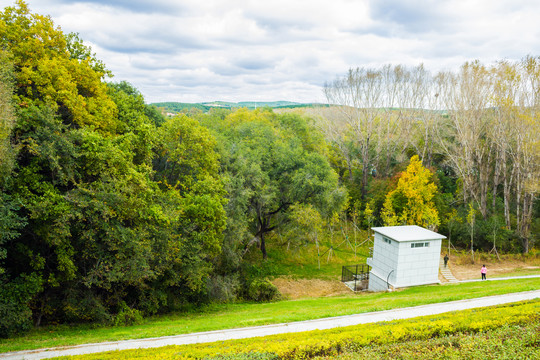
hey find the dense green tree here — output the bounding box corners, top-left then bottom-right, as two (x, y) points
(0, 48), (39, 337)
(0, 2), (228, 332)
(205, 109), (346, 259)
(152, 115), (226, 293)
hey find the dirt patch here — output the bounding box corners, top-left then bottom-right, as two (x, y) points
(445, 254), (540, 280)
(272, 277), (351, 299)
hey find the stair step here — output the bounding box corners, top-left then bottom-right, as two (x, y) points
(439, 257), (458, 282)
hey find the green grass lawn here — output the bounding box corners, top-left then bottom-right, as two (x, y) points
(1, 277), (538, 354)
(47, 300), (540, 360)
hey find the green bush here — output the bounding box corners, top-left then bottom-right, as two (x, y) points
(62, 289), (111, 324)
(0, 287), (32, 338)
(113, 302), (143, 327)
(207, 274), (241, 303)
(247, 279), (280, 302)
(0, 275), (41, 338)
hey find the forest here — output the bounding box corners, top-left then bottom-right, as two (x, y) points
(0, 1), (538, 338)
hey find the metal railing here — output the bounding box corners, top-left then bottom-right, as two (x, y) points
(341, 264), (371, 291)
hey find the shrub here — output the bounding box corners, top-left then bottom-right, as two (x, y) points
(0, 274), (41, 338)
(247, 279), (280, 302)
(204, 353), (279, 360)
(0, 286), (32, 337)
(113, 302), (143, 327)
(207, 274), (241, 303)
(62, 289), (111, 324)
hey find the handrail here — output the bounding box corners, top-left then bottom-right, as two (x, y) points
(387, 269), (394, 290)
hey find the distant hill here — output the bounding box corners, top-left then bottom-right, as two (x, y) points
(151, 101), (328, 114)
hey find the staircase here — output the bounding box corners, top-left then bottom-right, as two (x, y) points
(440, 257), (458, 283)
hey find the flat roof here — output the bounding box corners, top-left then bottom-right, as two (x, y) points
(371, 225), (446, 242)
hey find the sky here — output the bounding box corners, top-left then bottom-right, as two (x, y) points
(2, 0), (540, 104)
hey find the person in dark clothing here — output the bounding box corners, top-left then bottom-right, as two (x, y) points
(444, 254), (449, 268)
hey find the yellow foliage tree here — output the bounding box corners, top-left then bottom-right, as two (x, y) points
(0, 0), (117, 132)
(381, 155), (440, 228)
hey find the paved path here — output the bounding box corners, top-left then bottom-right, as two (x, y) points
(2, 289), (539, 360)
(457, 274), (540, 283)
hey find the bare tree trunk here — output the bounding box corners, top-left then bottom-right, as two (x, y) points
(361, 137), (370, 199)
(503, 155), (513, 229)
(492, 147), (501, 211)
(260, 231), (267, 260)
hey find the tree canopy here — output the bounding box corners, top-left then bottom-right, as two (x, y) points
(0, 1), (226, 335)
(202, 108), (346, 259)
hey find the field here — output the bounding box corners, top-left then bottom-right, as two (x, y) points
(51, 300), (540, 359)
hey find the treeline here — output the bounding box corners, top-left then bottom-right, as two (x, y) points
(152, 101), (327, 114)
(321, 61), (539, 254)
(0, 1), (538, 338)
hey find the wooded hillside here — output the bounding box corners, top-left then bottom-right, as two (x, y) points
(0, 1), (538, 338)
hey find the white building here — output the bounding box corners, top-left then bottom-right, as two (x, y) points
(366, 225), (446, 291)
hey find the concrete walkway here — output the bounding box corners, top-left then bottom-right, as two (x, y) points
(2, 289), (539, 360)
(457, 274), (540, 283)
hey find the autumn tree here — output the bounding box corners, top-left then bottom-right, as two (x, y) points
(513, 56), (540, 252)
(381, 155), (440, 229)
(0, 50), (15, 183)
(321, 64), (445, 212)
(324, 67), (384, 200)
(435, 61), (495, 218)
(0, 0), (117, 132)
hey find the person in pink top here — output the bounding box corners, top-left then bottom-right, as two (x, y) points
(481, 265), (487, 280)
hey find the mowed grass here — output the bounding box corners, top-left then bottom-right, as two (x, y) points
(1, 277), (539, 353)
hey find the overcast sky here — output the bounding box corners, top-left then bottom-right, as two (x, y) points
(2, 0), (540, 103)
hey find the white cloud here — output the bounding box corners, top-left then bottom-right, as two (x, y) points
(1, 0), (540, 103)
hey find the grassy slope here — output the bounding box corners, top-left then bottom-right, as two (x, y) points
(245, 229), (372, 280)
(1, 278), (539, 353)
(51, 300), (540, 359)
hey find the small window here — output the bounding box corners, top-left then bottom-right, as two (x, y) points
(383, 237), (392, 244)
(411, 242), (430, 248)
